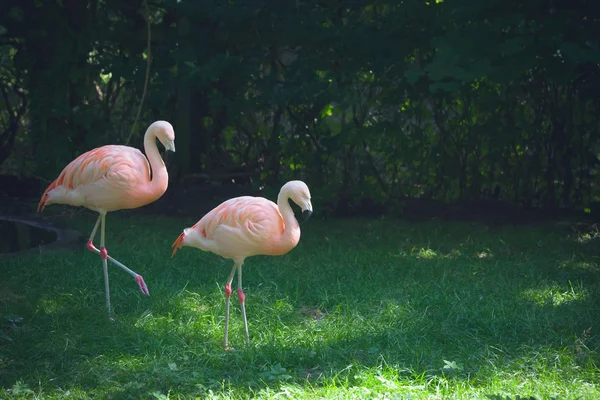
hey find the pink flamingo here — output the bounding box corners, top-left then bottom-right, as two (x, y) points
(171, 180), (313, 347)
(37, 121), (176, 319)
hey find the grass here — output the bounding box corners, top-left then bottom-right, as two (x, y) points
(1, 209), (600, 399)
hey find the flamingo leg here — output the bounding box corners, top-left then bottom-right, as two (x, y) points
(86, 214), (150, 298)
(237, 264), (249, 345)
(223, 262), (239, 348)
(88, 214), (102, 243)
(100, 213), (113, 319)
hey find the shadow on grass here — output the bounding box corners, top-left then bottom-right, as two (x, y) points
(1, 217), (599, 398)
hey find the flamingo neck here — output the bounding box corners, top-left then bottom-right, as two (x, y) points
(143, 127), (168, 197)
(276, 187), (300, 251)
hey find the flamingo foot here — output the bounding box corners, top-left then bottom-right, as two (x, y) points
(135, 275), (150, 296)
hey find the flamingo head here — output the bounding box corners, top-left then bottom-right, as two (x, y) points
(151, 120), (176, 153)
(284, 180), (313, 224)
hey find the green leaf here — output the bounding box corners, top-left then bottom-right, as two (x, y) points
(320, 104), (333, 117)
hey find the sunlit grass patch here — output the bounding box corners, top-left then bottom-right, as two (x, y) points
(572, 229), (600, 244)
(559, 258), (600, 273)
(521, 281), (589, 307)
(415, 248), (439, 259)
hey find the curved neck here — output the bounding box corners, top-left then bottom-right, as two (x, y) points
(143, 128), (168, 194)
(276, 188), (300, 247)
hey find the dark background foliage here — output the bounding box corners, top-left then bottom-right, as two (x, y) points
(2, 0), (600, 217)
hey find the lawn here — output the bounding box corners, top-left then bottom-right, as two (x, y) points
(1, 210), (599, 399)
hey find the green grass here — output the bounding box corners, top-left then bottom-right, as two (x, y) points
(1, 210), (600, 399)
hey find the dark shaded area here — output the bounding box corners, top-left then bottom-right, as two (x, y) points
(0, 218), (56, 253)
(1, 0), (600, 218)
(1, 174), (596, 229)
(0, 215), (83, 256)
(0, 175), (41, 198)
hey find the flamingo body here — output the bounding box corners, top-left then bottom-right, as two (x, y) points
(172, 180), (313, 347)
(38, 120), (176, 319)
(176, 196), (293, 261)
(38, 145), (164, 213)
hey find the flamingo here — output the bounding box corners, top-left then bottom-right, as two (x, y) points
(171, 180), (313, 347)
(37, 120), (176, 319)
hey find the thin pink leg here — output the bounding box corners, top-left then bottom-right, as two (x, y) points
(237, 265), (249, 345)
(223, 263), (238, 348)
(85, 213), (149, 320)
(86, 214), (150, 297)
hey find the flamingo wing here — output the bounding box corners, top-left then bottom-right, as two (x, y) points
(38, 145), (150, 211)
(202, 197), (283, 236)
(195, 196), (284, 256)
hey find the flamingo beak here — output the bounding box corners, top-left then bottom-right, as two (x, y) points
(166, 139), (176, 152)
(300, 209), (313, 225)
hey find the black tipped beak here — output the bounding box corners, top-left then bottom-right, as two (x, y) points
(300, 209), (313, 224)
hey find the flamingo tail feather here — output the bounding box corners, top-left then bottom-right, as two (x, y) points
(171, 232), (185, 258)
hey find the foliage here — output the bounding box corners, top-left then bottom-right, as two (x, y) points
(1, 0), (600, 212)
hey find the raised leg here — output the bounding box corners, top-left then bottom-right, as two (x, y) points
(223, 262), (238, 349)
(89, 213), (102, 243)
(237, 264), (249, 345)
(86, 214), (150, 297)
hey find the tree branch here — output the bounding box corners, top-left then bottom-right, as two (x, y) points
(125, 0), (152, 146)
